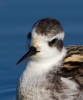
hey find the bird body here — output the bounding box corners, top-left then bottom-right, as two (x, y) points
(16, 18), (83, 100)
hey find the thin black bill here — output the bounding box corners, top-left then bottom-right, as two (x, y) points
(16, 46), (39, 65)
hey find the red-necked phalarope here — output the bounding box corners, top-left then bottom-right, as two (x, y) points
(16, 18), (83, 100)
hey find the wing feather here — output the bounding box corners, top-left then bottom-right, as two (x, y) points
(61, 45), (83, 86)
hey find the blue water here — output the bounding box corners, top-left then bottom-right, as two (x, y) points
(0, 0), (83, 100)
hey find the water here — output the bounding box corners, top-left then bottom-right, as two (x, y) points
(0, 0), (83, 100)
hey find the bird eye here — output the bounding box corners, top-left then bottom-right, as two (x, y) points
(27, 32), (31, 39)
(49, 38), (58, 44)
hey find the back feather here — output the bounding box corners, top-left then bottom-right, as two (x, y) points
(62, 45), (83, 87)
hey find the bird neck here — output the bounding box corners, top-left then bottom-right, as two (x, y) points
(25, 47), (67, 75)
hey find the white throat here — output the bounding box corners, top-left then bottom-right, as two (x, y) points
(25, 47), (67, 75)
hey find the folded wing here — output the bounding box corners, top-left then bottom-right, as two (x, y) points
(62, 45), (83, 86)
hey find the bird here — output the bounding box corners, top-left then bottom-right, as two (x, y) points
(16, 18), (83, 100)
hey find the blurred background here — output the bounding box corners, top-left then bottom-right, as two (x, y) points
(0, 0), (83, 100)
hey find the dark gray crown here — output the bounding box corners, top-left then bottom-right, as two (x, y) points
(33, 18), (64, 36)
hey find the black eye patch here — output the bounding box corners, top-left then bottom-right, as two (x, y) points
(48, 39), (63, 51)
(48, 38), (58, 46)
(27, 32), (31, 39)
(55, 40), (63, 51)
